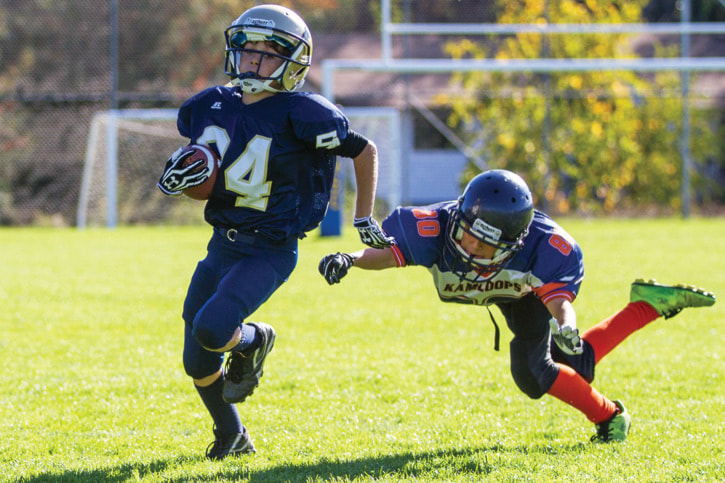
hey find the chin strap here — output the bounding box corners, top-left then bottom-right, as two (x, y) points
(485, 306), (501, 351)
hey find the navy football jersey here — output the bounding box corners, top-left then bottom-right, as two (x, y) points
(177, 86), (348, 241)
(382, 203), (584, 306)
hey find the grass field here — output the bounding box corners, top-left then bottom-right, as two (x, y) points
(1, 218), (724, 482)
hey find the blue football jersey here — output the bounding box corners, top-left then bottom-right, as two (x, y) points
(177, 86), (349, 241)
(382, 203), (584, 306)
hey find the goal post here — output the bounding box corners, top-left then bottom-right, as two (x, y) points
(77, 108), (207, 228)
(320, 107), (402, 236)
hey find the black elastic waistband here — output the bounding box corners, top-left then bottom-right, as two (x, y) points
(213, 226), (296, 248)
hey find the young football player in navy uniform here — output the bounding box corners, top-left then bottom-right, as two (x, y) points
(319, 169), (715, 443)
(157, 4), (394, 460)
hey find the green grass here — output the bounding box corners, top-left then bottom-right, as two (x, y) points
(1, 218), (724, 482)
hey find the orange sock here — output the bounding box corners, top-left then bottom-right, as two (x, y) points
(582, 301), (660, 364)
(548, 364), (616, 424)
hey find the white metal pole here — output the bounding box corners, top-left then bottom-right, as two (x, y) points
(105, 111), (118, 228)
(680, 0), (692, 218)
(107, 0), (119, 228)
(381, 0), (392, 63)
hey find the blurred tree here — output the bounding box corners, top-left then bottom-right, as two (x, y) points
(439, 0), (723, 214)
(0, 0), (507, 100)
(149, 0), (250, 92)
(128, 0), (373, 93)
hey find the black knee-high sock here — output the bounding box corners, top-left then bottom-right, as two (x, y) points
(194, 376), (242, 435)
(231, 323), (260, 353)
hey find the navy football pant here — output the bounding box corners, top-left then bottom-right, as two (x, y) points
(498, 294), (596, 400)
(182, 231), (297, 379)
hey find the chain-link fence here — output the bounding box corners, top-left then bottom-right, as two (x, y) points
(0, 0), (384, 225)
(1, 0), (227, 225)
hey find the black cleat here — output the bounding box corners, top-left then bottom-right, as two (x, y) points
(205, 426), (256, 460)
(223, 322), (276, 404)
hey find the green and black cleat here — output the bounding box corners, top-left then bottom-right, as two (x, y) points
(630, 279), (716, 319)
(591, 400), (631, 443)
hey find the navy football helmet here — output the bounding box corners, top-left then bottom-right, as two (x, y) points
(445, 170), (534, 281)
(224, 5), (312, 94)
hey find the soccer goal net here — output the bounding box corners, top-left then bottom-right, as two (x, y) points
(77, 109), (203, 227)
(337, 106), (402, 218)
(77, 107), (401, 229)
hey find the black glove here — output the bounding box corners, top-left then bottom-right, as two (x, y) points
(353, 216), (395, 249)
(157, 147), (208, 195)
(319, 252), (356, 285)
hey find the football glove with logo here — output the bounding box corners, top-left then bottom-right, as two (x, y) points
(353, 216), (395, 249)
(549, 317), (583, 355)
(157, 147), (209, 195)
(319, 252), (356, 285)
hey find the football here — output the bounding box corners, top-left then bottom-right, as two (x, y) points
(180, 144), (221, 200)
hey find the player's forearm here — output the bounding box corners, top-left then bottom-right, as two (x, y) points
(351, 142), (378, 218)
(349, 247), (397, 270)
(546, 297), (577, 328)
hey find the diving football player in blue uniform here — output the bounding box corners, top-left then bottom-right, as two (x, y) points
(319, 169), (716, 443)
(157, 5), (394, 460)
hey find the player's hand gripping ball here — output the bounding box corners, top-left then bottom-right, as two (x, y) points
(157, 144), (220, 200)
(178, 144), (221, 200)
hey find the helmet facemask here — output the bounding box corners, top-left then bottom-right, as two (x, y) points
(224, 6), (312, 94)
(446, 210), (526, 282)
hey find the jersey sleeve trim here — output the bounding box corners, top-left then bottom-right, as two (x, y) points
(330, 128), (369, 158)
(389, 245), (406, 267)
(534, 282), (576, 304)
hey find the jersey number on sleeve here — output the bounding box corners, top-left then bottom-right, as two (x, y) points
(316, 130), (341, 150)
(197, 126), (272, 211)
(412, 208), (440, 237)
(548, 233), (573, 256)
